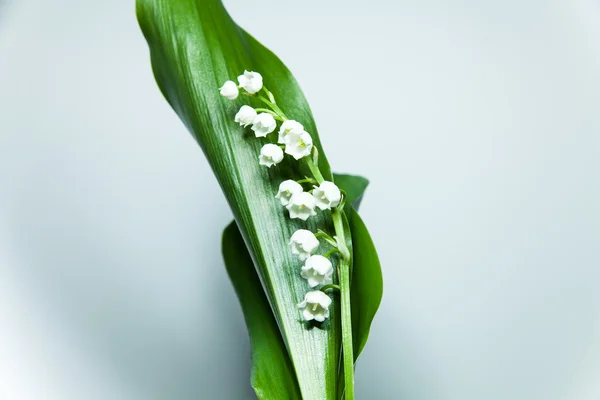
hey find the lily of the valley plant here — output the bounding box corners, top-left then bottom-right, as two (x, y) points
(137, 1), (383, 399)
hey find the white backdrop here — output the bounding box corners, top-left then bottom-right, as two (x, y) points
(1, 0), (600, 399)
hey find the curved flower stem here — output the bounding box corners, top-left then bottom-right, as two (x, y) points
(320, 283), (341, 292)
(254, 108), (283, 121)
(257, 94), (288, 120)
(315, 231), (338, 248)
(323, 248), (339, 258)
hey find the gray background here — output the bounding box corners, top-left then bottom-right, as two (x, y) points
(1, 0), (599, 399)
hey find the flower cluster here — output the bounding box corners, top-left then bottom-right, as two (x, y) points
(220, 70), (346, 323)
(275, 179), (341, 220)
(221, 70), (315, 168)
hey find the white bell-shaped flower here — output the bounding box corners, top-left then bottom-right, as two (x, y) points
(278, 120), (304, 144)
(275, 180), (303, 206)
(284, 130), (313, 160)
(289, 229), (319, 260)
(313, 181), (341, 210)
(219, 80), (239, 100)
(301, 255), (333, 288)
(237, 70), (263, 94)
(252, 113), (277, 137)
(234, 105), (257, 127)
(286, 192), (317, 221)
(258, 144), (284, 167)
(297, 290), (332, 322)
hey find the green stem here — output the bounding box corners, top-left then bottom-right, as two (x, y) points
(257, 94), (288, 120)
(332, 209), (354, 399)
(305, 157), (325, 184)
(324, 248), (339, 258)
(339, 259), (354, 399)
(314, 231), (338, 248)
(254, 108), (283, 121)
(320, 283), (341, 292)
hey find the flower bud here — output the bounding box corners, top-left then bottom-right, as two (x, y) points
(278, 120), (304, 144)
(276, 180), (303, 206)
(234, 105), (257, 127)
(252, 113), (277, 137)
(284, 130), (313, 160)
(258, 144), (284, 167)
(286, 192), (317, 221)
(297, 290), (332, 322)
(313, 181), (341, 210)
(237, 70), (263, 94)
(219, 80), (239, 100)
(301, 255), (333, 288)
(289, 229), (319, 260)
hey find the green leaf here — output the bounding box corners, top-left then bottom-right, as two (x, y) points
(334, 174), (369, 210)
(222, 174), (382, 396)
(222, 223), (301, 400)
(136, 1), (339, 397)
(347, 208), (383, 359)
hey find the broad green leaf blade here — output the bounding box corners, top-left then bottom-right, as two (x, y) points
(222, 223), (301, 400)
(348, 209), (383, 359)
(136, 0), (339, 397)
